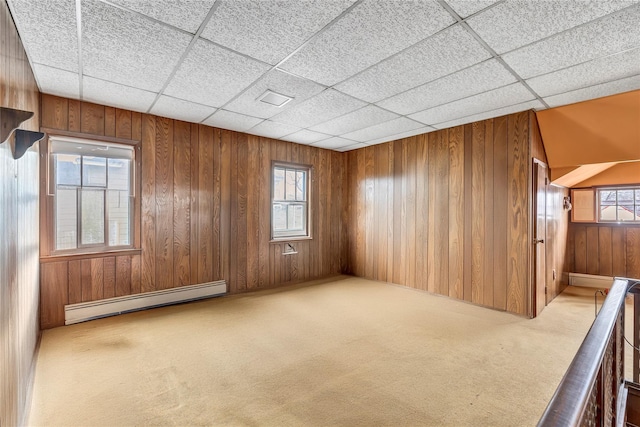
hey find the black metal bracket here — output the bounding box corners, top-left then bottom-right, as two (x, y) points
(0, 107), (45, 159)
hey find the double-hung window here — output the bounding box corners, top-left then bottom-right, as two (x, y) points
(271, 163), (310, 239)
(598, 187), (640, 223)
(51, 136), (134, 252)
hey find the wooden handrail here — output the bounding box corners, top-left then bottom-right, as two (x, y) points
(538, 278), (633, 426)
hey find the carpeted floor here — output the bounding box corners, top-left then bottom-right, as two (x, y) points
(27, 276), (612, 426)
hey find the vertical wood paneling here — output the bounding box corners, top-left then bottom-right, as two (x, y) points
(103, 256), (115, 299)
(173, 121), (191, 287)
(115, 256), (131, 297)
(414, 136), (428, 290)
(492, 115), (508, 310)
(141, 114), (156, 292)
(612, 227), (627, 276)
(586, 226), (600, 276)
(598, 227), (613, 277)
(506, 112), (529, 316)
(39, 262), (68, 330)
(435, 131), (450, 296)
(471, 121), (485, 304)
(627, 228), (640, 279)
(448, 127), (464, 300)
(405, 140), (417, 288)
(155, 118), (174, 289)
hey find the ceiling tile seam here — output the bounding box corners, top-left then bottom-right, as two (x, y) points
(327, 20), (464, 89)
(522, 46), (640, 82)
(76, 0), (84, 99)
(406, 80), (535, 123)
(147, 0), (223, 114)
(430, 99), (542, 129)
(5, 1), (46, 93)
(370, 57), (500, 106)
(201, 0), (366, 124)
(540, 72), (640, 100)
(449, 0), (506, 21)
(437, 0), (550, 109)
(98, 0), (196, 38)
(292, 103), (400, 137)
(492, 2), (640, 58)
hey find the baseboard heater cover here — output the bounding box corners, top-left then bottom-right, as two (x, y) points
(65, 280), (226, 325)
(568, 273), (613, 289)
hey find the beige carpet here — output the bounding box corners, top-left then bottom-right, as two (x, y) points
(28, 276), (610, 426)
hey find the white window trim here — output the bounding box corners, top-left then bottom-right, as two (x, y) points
(271, 162), (312, 241)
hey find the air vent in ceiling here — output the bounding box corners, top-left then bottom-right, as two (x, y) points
(257, 90), (293, 107)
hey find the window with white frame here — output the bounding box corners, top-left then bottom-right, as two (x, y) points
(50, 136), (134, 251)
(271, 163), (310, 239)
(598, 187), (640, 223)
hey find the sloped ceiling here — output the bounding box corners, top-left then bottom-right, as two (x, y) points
(7, 0), (640, 152)
(536, 89), (640, 186)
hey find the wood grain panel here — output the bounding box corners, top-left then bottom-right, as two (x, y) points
(104, 107), (116, 137)
(103, 256), (116, 299)
(155, 117), (174, 289)
(612, 227), (627, 276)
(506, 112), (529, 316)
(81, 102), (105, 135)
(115, 255), (131, 297)
(414, 135), (428, 290)
(492, 115), (508, 310)
(40, 95), (68, 130)
(40, 262), (68, 330)
(483, 119), (495, 307)
(627, 228), (640, 279)
(141, 114), (156, 292)
(471, 121), (486, 304)
(173, 121), (191, 287)
(448, 127), (464, 300)
(405, 139), (417, 288)
(573, 225), (587, 273)
(586, 226), (599, 276)
(68, 260), (82, 304)
(598, 227), (613, 277)
(115, 109), (132, 140)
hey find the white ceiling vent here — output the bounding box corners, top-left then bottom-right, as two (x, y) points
(257, 90), (293, 107)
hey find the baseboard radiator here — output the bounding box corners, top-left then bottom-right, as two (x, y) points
(568, 272), (613, 289)
(64, 280), (227, 325)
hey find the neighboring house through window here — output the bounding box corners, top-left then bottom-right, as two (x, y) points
(598, 187), (640, 223)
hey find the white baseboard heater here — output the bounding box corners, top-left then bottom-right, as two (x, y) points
(65, 280), (227, 325)
(568, 273), (613, 289)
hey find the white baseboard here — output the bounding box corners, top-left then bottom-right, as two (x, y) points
(65, 281), (226, 325)
(568, 273), (613, 289)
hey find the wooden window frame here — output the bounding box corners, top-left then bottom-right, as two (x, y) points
(270, 161), (312, 241)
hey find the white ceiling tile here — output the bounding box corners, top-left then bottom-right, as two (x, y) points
(311, 137), (359, 150)
(467, 0), (636, 54)
(107, 0), (216, 34)
(543, 75), (640, 108)
(164, 39), (271, 108)
(342, 117), (425, 142)
(270, 89), (366, 128)
(82, 0), (192, 92)
(502, 5), (640, 79)
(83, 77), (157, 112)
(445, 0), (499, 18)
(377, 59), (516, 115)
(279, 0), (455, 86)
(527, 48), (640, 97)
(335, 25), (491, 103)
(224, 69), (325, 119)
(33, 64), (79, 98)
(149, 96), (216, 123)
(8, 0), (78, 72)
(248, 121), (301, 139)
(309, 105), (398, 135)
(201, 0), (356, 65)
(364, 126), (435, 146)
(432, 100), (545, 130)
(409, 83), (535, 125)
(202, 110), (263, 133)
(280, 130), (332, 145)
(335, 142), (368, 152)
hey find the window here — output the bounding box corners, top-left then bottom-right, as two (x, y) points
(50, 136), (134, 252)
(272, 163), (310, 239)
(598, 187), (640, 223)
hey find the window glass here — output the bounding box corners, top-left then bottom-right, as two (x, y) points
(55, 154), (81, 186)
(55, 188), (77, 250)
(80, 189), (105, 245)
(271, 163), (310, 239)
(82, 156), (107, 187)
(108, 190), (130, 246)
(598, 187), (640, 223)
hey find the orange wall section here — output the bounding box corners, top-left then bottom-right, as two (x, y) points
(537, 90), (640, 169)
(574, 161), (640, 187)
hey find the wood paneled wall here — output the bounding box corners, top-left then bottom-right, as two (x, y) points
(345, 111), (540, 316)
(566, 223), (640, 279)
(39, 94), (347, 328)
(546, 185), (571, 301)
(1, 1), (41, 425)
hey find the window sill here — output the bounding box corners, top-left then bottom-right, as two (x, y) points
(269, 236), (312, 244)
(40, 248), (141, 263)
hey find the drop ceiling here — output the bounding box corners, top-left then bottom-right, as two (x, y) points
(8, 0), (640, 151)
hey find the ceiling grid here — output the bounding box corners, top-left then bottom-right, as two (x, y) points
(7, 0), (640, 151)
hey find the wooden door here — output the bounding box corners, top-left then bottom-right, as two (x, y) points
(534, 160), (548, 316)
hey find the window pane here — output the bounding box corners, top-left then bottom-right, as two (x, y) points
(108, 190), (130, 246)
(273, 168), (285, 200)
(600, 190), (616, 206)
(296, 170), (305, 201)
(273, 203), (287, 231)
(82, 156), (107, 187)
(635, 189), (640, 203)
(287, 204), (305, 231)
(108, 159), (130, 190)
(285, 169), (296, 200)
(618, 190), (633, 203)
(619, 205), (635, 221)
(56, 188), (77, 249)
(81, 189), (105, 245)
(55, 154), (81, 186)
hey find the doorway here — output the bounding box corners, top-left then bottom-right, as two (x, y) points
(533, 160), (548, 317)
